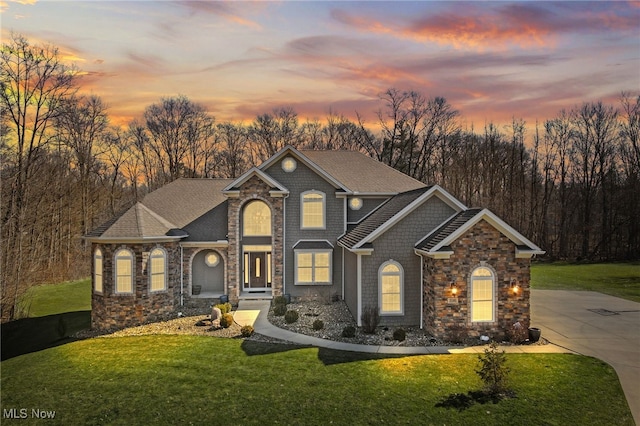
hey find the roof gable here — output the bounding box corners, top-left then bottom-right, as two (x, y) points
(223, 167), (289, 196)
(258, 146), (349, 191)
(338, 185), (466, 250)
(415, 208), (545, 258)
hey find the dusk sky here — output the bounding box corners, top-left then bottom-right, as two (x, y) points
(2, 1), (639, 130)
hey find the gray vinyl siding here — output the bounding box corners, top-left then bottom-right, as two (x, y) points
(265, 159), (344, 299)
(343, 248), (358, 319)
(360, 196), (455, 326)
(191, 249), (225, 293)
(347, 197), (389, 224)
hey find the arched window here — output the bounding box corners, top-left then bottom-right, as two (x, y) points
(94, 249), (103, 293)
(471, 267), (495, 322)
(243, 201), (271, 236)
(115, 249), (134, 294)
(149, 248), (166, 292)
(301, 190), (325, 229)
(379, 261), (403, 315)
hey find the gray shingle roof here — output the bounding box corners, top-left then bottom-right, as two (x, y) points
(301, 150), (426, 194)
(415, 209), (482, 252)
(88, 178), (232, 239)
(338, 187), (432, 249)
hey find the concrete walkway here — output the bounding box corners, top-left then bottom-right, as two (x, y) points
(235, 290), (640, 423)
(236, 299), (570, 355)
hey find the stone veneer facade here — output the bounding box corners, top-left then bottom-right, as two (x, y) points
(226, 175), (285, 303)
(422, 219), (530, 341)
(91, 241), (181, 330)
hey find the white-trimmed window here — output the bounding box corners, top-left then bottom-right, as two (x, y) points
(243, 200), (271, 236)
(149, 248), (166, 292)
(301, 191), (325, 229)
(295, 250), (332, 285)
(471, 267), (495, 322)
(94, 248), (103, 293)
(115, 249), (134, 294)
(379, 261), (403, 314)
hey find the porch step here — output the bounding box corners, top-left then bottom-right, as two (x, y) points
(234, 300), (270, 327)
(238, 292), (273, 301)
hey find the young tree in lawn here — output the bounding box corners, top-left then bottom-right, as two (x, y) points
(0, 33), (78, 320)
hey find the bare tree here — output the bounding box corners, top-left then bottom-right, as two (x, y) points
(0, 33), (77, 320)
(249, 107), (303, 162)
(211, 122), (250, 178)
(143, 95), (215, 182)
(571, 101), (619, 259)
(54, 95), (109, 237)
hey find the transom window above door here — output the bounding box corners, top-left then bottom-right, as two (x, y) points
(243, 200), (272, 236)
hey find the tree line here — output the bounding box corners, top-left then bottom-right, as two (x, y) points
(2, 33), (638, 320)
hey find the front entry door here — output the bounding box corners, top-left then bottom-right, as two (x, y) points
(244, 251), (271, 291)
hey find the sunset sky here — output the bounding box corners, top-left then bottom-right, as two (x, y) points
(2, 1), (639, 130)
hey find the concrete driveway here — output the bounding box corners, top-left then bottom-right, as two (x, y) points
(531, 290), (640, 424)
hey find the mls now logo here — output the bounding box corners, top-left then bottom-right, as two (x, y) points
(3, 408), (56, 419)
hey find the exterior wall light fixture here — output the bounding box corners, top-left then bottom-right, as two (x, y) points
(450, 281), (458, 296)
(510, 278), (519, 295)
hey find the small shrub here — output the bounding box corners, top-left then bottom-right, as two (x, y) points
(215, 303), (232, 315)
(447, 324), (468, 344)
(361, 305), (380, 334)
(273, 303), (287, 316)
(506, 321), (529, 344)
(241, 325), (254, 337)
(476, 341), (511, 395)
(284, 310), (299, 324)
(220, 313), (234, 328)
(342, 325), (356, 338)
(312, 319), (324, 331)
(393, 328), (406, 341)
(272, 295), (288, 306)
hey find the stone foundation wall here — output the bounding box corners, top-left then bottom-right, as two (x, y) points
(422, 219), (531, 341)
(91, 241), (181, 330)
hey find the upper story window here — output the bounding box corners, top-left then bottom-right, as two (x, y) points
(243, 200), (271, 236)
(379, 261), (403, 315)
(149, 248), (166, 292)
(301, 190), (325, 229)
(94, 249), (103, 293)
(471, 267), (495, 322)
(115, 249), (134, 294)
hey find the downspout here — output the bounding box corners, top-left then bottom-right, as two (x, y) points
(180, 245), (184, 306)
(419, 254), (423, 329)
(357, 253), (362, 327)
(342, 197), (347, 300)
(282, 193), (288, 296)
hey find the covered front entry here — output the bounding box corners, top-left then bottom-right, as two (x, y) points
(192, 249), (225, 296)
(243, 245), (272, 292)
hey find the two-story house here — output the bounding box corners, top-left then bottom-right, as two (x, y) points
(86, 146), (543, 340)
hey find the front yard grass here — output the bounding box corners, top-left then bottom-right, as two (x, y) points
(531, 262), (640, 303)
(23, 278), (91, 317)
(0, 335), (633, 425)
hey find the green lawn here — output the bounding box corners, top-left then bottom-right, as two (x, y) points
(23, 278), (91, 317)
(1, 335), (633, 425)
(531, 262), (640, 302)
